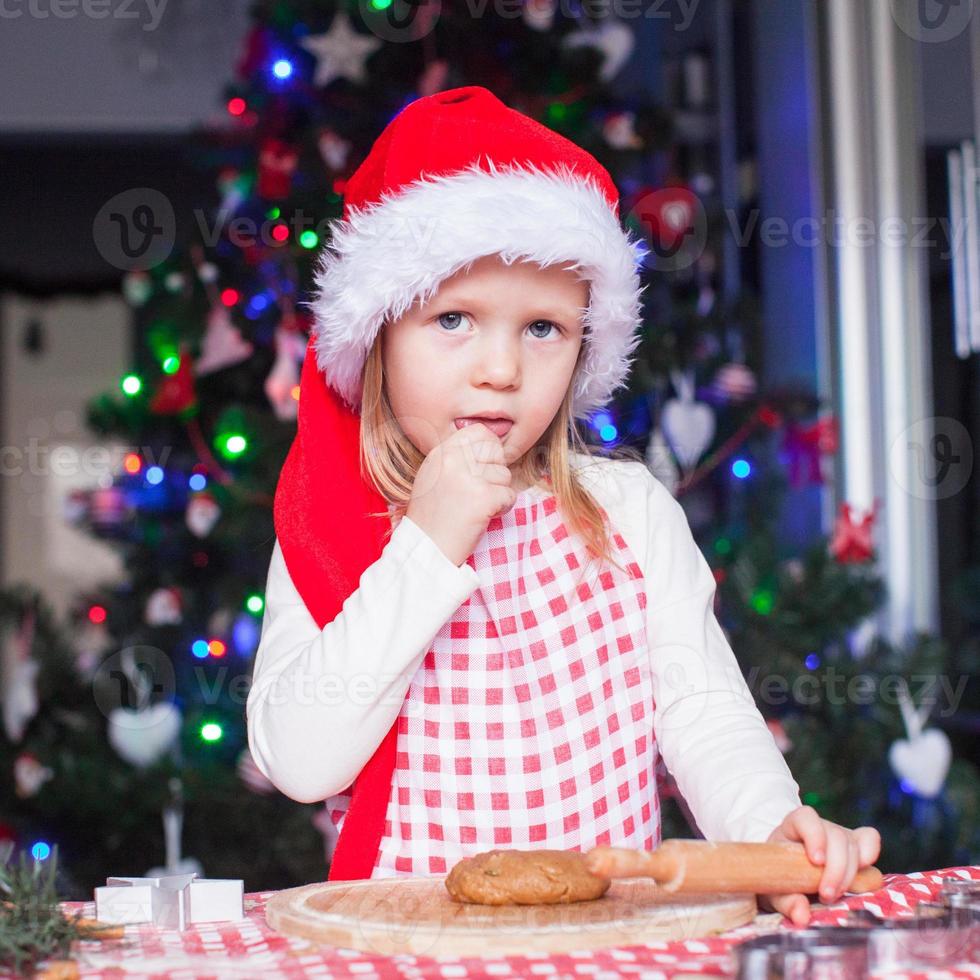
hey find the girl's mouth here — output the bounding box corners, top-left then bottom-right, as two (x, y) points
(454, 417), (514, 438)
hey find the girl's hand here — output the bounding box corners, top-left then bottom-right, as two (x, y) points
(759, 806), (881, 926)
(406, 422), (515, 567)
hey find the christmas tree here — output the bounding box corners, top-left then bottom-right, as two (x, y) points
(1, 0), (976, 897)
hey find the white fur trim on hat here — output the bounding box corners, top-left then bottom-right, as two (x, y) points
(308, 158), (650, 419)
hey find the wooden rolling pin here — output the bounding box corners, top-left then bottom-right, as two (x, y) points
(584, 839), (884, 895)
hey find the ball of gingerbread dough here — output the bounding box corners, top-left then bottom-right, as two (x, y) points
(444, 848), (611, 905)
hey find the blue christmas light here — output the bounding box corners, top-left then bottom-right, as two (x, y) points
(188, 473), (207, 492)
(731, 458), (751, 479)
(804, 653), (821, 670)
(191, 639), (210, 659)
(900, 779), (917, 795)
(272, 58), (293, 80)
(31, 841), (51, 861)
(599, 424), (619, 443)
(146, 466), (164, 485)
(233, 613), (261, 657)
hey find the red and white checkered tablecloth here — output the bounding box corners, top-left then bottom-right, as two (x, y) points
(54, 865), (980, 979)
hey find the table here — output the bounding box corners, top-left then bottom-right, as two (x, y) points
(57, 864), (980, 979)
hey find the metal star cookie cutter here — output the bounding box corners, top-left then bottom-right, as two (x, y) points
(733, 881), (980, 977)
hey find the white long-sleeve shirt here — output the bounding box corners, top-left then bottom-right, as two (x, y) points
(246, 452), (803, 843)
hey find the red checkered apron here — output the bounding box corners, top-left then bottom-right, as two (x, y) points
(324, 484), (660, 877)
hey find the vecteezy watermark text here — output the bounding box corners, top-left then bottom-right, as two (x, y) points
(0, 0), (168, 30)
(0, 439), (171, 478)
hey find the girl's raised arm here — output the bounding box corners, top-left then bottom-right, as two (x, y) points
(245, 517), (480, 803)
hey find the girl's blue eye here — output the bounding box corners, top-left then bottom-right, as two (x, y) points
(528, 320), (559, 339)
(437, 312), (469, 332)
(435, 313), (561, 338)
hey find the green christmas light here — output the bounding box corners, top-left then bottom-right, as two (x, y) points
(371, 0), (393, 8)
(200, 722), (223, 743)
(266, 206), (280, 220)
(300, 230), (319, 249)
(121, 374), (142, 396)
(161, 355), (180, 375)
(751, 589), (775, 615)
(246, 593), (264, 615)
(217, 433), (248, 459)
(714, 537), (732, 555)
(548, 102), (568, 124)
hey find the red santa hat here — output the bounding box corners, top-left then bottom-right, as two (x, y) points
(273, 86), (649, 881)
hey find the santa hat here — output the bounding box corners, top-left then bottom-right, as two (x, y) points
(273, 86), (649, 881)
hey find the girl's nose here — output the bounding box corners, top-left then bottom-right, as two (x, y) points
(472, 335), (521, 386)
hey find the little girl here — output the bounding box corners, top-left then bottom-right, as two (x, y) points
(246, 86), (880, 925)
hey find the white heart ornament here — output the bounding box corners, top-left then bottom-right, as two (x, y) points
(109, 702), (181, 769)
(662, 398), (715, 470)
(888, 727), (952, 799)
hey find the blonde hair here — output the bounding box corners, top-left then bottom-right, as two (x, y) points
(358, 319), (644, 583)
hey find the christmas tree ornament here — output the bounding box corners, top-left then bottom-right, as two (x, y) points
(603, 110), (644, 151)
(523, 0), (557, 31)
(317, 127), (352, 172)
(145, 587), (183, 626)
(782, 416), (839, 489)
(237, 747), (275, 795)
(696, 284), (716, 316)
(235, 23), (270, 81)
(195, 261), (219, 284)
(122, 271), (153, 306)
(417, 58), (450, 98)
(256, 138), (299, 201)
(63, 487), (90, 525)
(207, 606), (234, 638)
(709, 362), (757, 404)
(661, 369), (716, 471)
(195, 306), (254, 376)
(108, 701), (181, 769)
(14, 752), (54, 799)
(265, 326), (306, 421)
(299, 12), (382, 88)
(217, 168), (249, 217)
(765, 719), (793, 755)
(829, 501), (878, 564)
(149, 353), (197, 416)
(637, 183), (699, 255)
(145, 777), (204, 880)
(645, 424), (679, 496)
(562, 17), (635, 83)
(88, 486), (130, 531)
(73, 618), (111, 680)
(888, 677), (952, 799)
(1, 604), (39, 744)
(186, 491), (221, 539)
(164, 271), (186, 293)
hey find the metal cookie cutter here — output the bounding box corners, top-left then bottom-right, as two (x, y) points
(734, 880), (980, 977)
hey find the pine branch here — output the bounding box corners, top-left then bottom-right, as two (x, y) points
(0, 844), (82, 977)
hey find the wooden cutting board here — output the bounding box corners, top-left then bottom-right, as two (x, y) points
(266, 876), (758, 956)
